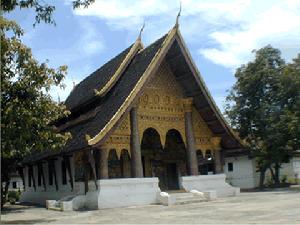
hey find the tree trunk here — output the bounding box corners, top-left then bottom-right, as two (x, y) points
(274, 163), (280, 186)
(259, 166), (267, 190)
(269, 166), (275, 183)
(1, 179), (10, 209)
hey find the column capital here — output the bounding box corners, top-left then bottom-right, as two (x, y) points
(182, 97), (193, 112)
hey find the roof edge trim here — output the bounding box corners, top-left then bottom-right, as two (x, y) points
(88, 27), (177, 146)
(94, 39), (144, 97)
(175, 29), (244, 147)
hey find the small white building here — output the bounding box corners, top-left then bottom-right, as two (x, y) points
(224, 151), (300, 189)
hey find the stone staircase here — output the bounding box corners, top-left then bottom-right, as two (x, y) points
(46, 195), (76, 211)
(169, 192), (207, 205)
(46, 200), (62, 211)
(159, 190), (210, 206)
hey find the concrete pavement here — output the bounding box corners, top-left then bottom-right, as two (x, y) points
(1, 189), (300, 224)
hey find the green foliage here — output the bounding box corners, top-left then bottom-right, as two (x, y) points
(72, 0), (95, 9)
(1, 17), (72, 207)
(1, 0), (95, 26)
(2, 0), (56, 26)
(225, 46), (300, 187)
(281, 175), (287, 184)
(1, 0), (94, 209)
(1, 17), (71, 160)
(7, 191), (21, 203)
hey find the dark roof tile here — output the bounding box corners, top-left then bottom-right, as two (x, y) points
(23, 34), (167, 163)
(65, 45), (133, 111)
(65, 35), (167, 152)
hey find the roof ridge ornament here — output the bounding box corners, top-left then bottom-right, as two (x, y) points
(137, 21), (145, 41)
(175, 1), (182, 29)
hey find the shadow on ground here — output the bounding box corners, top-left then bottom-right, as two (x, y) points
(1, 203), (43, 215)
(2, 219), (55, 224)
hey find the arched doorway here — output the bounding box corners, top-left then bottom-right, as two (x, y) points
(108, 149), (121, 178)
(164, 129), (187, 190)
(141, 128), (187, 191)
(120, 149), (131, 178)
(141, 128), (163, 178)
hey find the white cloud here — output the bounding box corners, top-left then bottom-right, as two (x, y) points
(79, 21), (105, 55)
(71, 0), (300, 69)
(200, 1), (300, 68)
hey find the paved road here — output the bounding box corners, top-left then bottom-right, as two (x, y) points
(2, 190), (300, 224)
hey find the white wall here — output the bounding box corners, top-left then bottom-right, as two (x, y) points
(20, 156), (76, 205)
(96, 178), (161, 209)
(224, 155), (300, 189)
(224, 156), (256, 189)
(262, 159), (298, 186)
(8, 176), (23, 190)
(292, 157), (300, 180)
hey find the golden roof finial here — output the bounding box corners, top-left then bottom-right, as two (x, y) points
(137, 21), (145, 41)
(175, 1), (182, 28)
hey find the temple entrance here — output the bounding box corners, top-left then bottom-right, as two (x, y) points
(141, 128), (187, 191)
(166, 163), (179, 190)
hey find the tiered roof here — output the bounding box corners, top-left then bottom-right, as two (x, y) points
(24, 26), (245, 163)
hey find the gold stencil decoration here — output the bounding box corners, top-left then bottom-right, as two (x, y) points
(137, 61), (186, 147)
(192, 107), (221, 151)
(101, 60), (220, 154)
(102, 114), (131, 158)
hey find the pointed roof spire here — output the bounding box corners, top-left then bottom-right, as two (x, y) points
(175, 1), (182, 28)
(137, 21), (145, 41)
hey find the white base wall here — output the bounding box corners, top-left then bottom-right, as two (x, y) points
(20, 182), (84, 206)
(61, 178), (161, 210)
(180, 174), (240, 197)
(20, 190), (75, 206)
(97, 178), (161, 209)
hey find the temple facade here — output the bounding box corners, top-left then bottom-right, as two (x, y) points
(20, 24), (249, 210)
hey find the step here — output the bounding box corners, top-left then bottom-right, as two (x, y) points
(175, 195), (201, 201)
(48, 206), (62, 211)
(168, 192), (206, 205)
(175, 198), (205, 205)
(54, 201), (61, 208)
(169, 193), (194, 198)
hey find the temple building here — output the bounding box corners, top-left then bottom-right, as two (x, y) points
(20, 23), (257, 210)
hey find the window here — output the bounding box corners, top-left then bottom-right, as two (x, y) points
(61, 160), (67, 185)
(12, 182), (17, 189)
(228, 162), (233, 172)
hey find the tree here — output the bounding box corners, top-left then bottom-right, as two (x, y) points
(1, 0), (96, 209)
(0, 17), (71, 208)
(2, 0), (95, 25)
(225, 46), (300, 189)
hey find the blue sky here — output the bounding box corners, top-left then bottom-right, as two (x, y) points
(7, 0), (300, 111)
